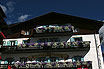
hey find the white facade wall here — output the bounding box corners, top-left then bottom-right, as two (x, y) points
(2, 34), (104, 69)
(30, 34), (104, 69)
(70, 34), (104, 69)
(3, 38), (29, 46)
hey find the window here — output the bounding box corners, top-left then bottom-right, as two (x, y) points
(74, 37), (82, 41)
(4, 41), (18, 46)
(7, 41), (11, 46)
(15, 41), (18, 45)
(81, 58), (84, 61)
(70, 38), (75, 42)
(10, 41), (16, 46)
(22, 40), (27, 44)
(3, 41), (6, 46)
(72, 56), (83, 62)
(22, 39), (30, 44)
(25, 31), (29, 35)
(21, 30), (30, 35)
(70, 37), (82, 42)
(21, 30), (25, 35)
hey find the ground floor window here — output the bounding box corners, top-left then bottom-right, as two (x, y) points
(70, 37), (82, 42)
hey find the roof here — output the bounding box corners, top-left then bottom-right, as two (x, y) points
(0, 7), (11, 38)
(73, 29), (96, 35)
(9, 12), (104, 34)
(0, 7), (6, 18)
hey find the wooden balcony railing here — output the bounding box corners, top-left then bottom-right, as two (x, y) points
(0, 61), (92, 68)
(34, 25), (78, 34)
(0, 41), (90, 53)
(17, 41), (90, 49)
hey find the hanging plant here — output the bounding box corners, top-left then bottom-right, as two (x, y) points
(45, 63), (52, 68)
(73, 42), (79, 47)
(59, 42), (64, 48)
(67, 42), (71, 47)
(34, 63), (41, 68)
(49, 27), (53, 32)
(35, 28), (40, 33)
(87, 61), (91, 67)
(76, 61), (81, 66)
(63, 62), (67, 66)
(68, 62), (73, 67)
(17, 44), (22, 48)
(42, 28), (46, 33)
(14, 62), (19, 68)
(59, 26), (64, 32)
(40, 43), (44, 46)
(84, 41), (90, 47)
(82, 61), (87, 65)
(54, 27), (58, 32)
(64, 26), (70, 31)
(52, 42), (57, 48)
(26, 63), (30, 68)
(71, 26), (75, 32)
(29, 45), (34, 48)
(34, 43), (38, 46)
(55, 62), (60, 67)
(47, 42), (51, 46)
(63, 42), (68, 48)
(56, 26), (60, 32)
(22, 44), (26, 48)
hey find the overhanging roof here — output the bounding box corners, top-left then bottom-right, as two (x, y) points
(9, 12), (104, 34)
(0, 7), (6, 18)
(0, 6), (11, 37)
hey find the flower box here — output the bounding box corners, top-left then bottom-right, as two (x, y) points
(17, 41), (90, 49)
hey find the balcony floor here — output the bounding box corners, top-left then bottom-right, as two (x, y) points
(1, 47), (90, 54)
(33, 32), (73, 37)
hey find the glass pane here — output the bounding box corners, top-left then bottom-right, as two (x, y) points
(70, 38), (75, 42)
(7, 41), (11, 46)
(3, 41), (6, 46)
(15, 41), (18, 45)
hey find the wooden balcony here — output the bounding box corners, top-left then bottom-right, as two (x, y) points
(1, 41), (90, 54)
(0, 61), (92, 69)
(33, 25), (78, 37)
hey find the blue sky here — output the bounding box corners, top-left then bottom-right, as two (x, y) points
(0, 0), (104, 24)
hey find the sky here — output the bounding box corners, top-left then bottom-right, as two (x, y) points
(1, 0), (104, 25)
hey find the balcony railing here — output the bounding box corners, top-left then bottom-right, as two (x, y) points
(17, 41), (90, 49)
(34, 25), (78, 34)
(0, 61), (92, 68)
(17, 61), (92, 68)
(0, 41), (90, 53)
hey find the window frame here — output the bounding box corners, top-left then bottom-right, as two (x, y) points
(3, 41), (6, 46)
(70, 37), (83, 42)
